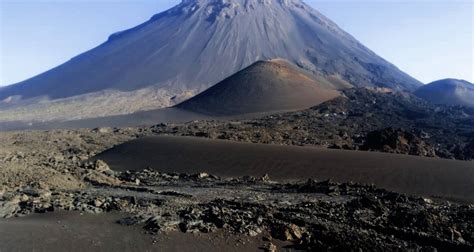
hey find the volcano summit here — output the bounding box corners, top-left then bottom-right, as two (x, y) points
(0, 0), (421, 122)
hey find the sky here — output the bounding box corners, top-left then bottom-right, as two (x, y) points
(0, 0), (473, 87)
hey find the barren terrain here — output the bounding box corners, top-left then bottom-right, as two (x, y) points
(1, 128), (473, 251)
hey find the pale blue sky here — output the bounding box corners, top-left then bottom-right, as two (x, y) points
(0, 0), (473, 87)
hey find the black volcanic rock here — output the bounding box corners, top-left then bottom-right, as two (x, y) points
(0, 0), (421, 120)
(415, 79), (474, 107)
(361, 128), (436, 157)
(176, 60), (341, 115)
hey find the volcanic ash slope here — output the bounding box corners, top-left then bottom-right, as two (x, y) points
(176, 60), (341, 115)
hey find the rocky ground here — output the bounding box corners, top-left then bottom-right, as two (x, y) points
(1, 162), (473, 251)
(149, 89), (474, 160)
(0, 127), (473, 251)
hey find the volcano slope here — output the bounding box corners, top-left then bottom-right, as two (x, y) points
(176, 60), (341, 115)
(0, 0), (421, 123)
(415, 79), (474, 107)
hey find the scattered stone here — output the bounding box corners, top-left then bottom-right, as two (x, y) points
(262, 242), (277, 252)
(451, 228), (465, 243)
(93, 160), (111, 173)
(93, 198), (105, 208)
(195, 173), (209, 179)
(422, 198), (434, 204)
(272, 224), (294, 241)
(288, 224), (303, 240)
(0, 201), (20, 218)
(19, 194), (29, 202)
(262, 235), (272, 242)
(261, 174), (271, 182)
(92, 127), (111, 134)
(84, 172), (121, 186)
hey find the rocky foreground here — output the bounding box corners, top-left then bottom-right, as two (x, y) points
(0, 128), (473, 251)
(1, 163), (473, 251)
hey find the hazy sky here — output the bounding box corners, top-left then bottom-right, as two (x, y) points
(0, 0), (473, 87)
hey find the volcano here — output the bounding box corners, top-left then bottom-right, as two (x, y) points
(415, 79), (474, 107)
(0, 0), (421, 122)
(176, 60), (341, 115)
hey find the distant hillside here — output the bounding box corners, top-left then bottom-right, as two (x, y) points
(415, 79), (474, 107)
(176, 60), (341, 115)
